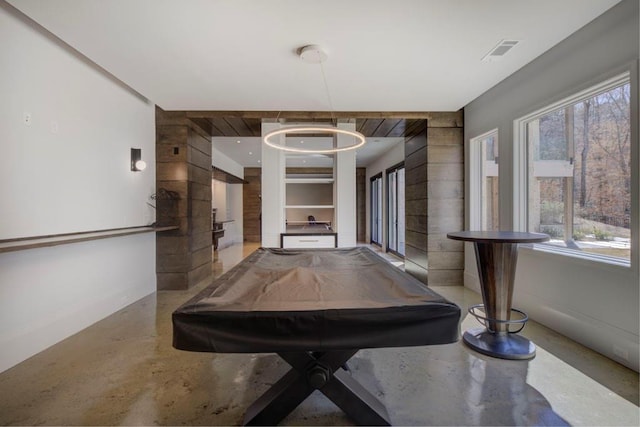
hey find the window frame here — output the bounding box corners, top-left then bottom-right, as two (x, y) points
(513, 70), (637, 271)
(370, 173), (383, 246)
(469, 129), (499, 231)
(385, 162), (405, 257)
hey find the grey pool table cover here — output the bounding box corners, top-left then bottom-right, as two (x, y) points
(172, 247), (460, 353)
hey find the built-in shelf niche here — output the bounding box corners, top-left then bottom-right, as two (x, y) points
(284, 169), (335, 234)
(285, 179), (335, 226)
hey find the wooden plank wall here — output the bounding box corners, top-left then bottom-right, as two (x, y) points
(426, 119), (464, 285)
(155, 108), (213, 290)
(404, 128), (429, 283)
(404, 112), (464, 286)
(243, 168), (262, 242)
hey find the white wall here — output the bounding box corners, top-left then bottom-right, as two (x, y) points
(212, 180), (227, 220)
(0, 235), (156, 373)
(212, 145), (244, 180)
(227, 182), (243, 244)
(261, 122), (285, 247)
(335, 123), (357, 247)
(0, 4), (156, 372)
(0, 7), (156, 237)
(464, 0), (639, 371)
(212, 179), (243, 247)
(212, 144), (245, 247)
(365, 142), (404, 247)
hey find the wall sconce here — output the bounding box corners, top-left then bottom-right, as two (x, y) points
(131, 148), (147, 172)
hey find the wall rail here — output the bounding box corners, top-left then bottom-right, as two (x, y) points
(0, 226), (177, 254)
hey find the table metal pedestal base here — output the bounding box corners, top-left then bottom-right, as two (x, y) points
(463, 327), (536, 360)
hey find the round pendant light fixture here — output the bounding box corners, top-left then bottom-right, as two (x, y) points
(263, 126), (366, 154)
(262, 45), (366, 154)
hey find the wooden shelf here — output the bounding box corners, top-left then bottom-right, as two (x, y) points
(0, 225), (178, 254)
(285, 205), (334, 209)
(285, 178), (334, 184)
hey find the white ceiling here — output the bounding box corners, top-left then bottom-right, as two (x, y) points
(8, 0), (622, 167)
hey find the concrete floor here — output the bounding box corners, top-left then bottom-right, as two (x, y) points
(0, 243), (638, 426)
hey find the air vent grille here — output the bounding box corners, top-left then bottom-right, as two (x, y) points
(482, 39), (520, 62)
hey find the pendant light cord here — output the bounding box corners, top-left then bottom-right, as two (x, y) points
(319, 60), (336, 126)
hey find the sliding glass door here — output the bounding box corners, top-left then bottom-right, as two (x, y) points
(370, 174), (383, 246)
(387, 164), (405, 256)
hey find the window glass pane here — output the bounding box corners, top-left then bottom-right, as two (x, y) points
(386, 166), (405, 256)
(531, 177), (567, 241)
(527, 82), (631, 261)
(538, 110), (568, 161)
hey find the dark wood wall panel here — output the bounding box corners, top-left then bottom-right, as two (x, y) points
(155, 108), (212, 290)
(403, 111), (464, 286)
(243, 168), (262, 242)
(425, 124), (464, 285)
(404, 128), (428, 283)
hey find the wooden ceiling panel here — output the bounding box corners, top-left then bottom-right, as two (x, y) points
(370, 119), (403, 138)
(223, 117), (255, 136)
(191, 113), (438, 138)
(190, 118), (213, 135)
(211, 118), (240, 136)
(358, 119), (384, 136)
(404, 119), (427, 138)
(386, 120), (407, 137)
(245, 119), (262, 136)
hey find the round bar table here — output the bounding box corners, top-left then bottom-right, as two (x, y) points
(447, 231), (549, 360)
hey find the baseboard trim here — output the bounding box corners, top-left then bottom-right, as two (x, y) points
(463, 272), (638, 372)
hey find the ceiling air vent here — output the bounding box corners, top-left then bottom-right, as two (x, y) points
(482, 39), (520, 62)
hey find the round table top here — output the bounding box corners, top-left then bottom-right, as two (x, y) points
(446, 231), (550, 244)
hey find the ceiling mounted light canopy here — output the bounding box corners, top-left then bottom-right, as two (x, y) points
(262, 45), (366, 154)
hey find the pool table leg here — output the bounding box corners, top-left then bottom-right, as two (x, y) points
(243, 350), (390, 426)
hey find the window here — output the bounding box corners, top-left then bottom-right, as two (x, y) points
(387, 164), (405, 256)
(370, 174), (383, 246)
(470, 130), (499, 231)
(518, 74), (631, 263)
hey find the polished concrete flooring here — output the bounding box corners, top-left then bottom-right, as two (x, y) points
(0, 243), (638, 426)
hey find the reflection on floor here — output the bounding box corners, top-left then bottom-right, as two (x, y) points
(0, 243), (637, 426)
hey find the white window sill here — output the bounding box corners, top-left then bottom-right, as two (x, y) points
(519, 243), (633, 273)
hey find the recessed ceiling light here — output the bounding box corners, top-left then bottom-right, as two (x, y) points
(249, 151), (253, 155)
(302, 160), (306, 163)
(300, 140), (304, 144)
(236, 140), (241, 144)
(258, 160), (261, 163)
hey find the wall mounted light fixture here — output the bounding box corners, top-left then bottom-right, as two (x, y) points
(131, 148), (147, 171)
